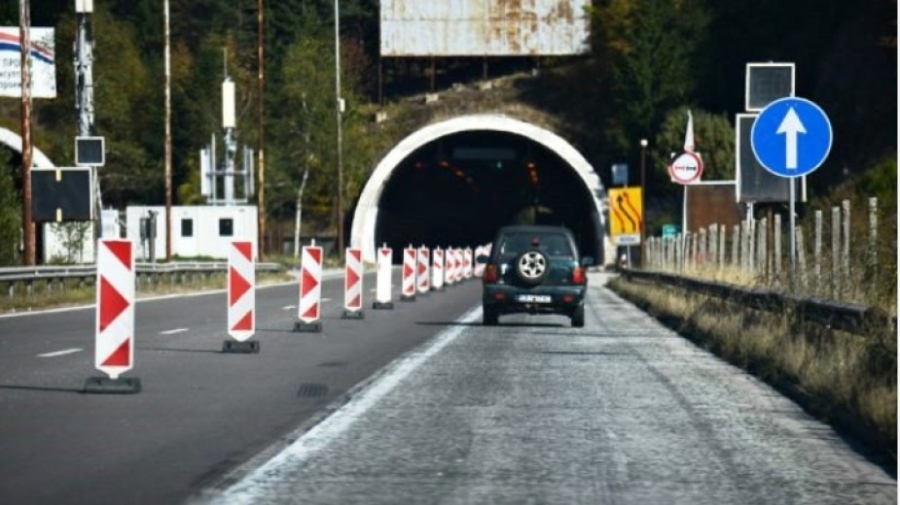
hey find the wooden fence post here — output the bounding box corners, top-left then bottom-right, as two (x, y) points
(831, 206), (840, 299)
(797, 226), (808, 292)
(842, 200), (851, 294)
(774, 213), (782, 287)
(814, 210), (822, 296)
(732, 224), (740, 268)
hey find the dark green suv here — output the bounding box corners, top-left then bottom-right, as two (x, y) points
(479, 225), (592, 327)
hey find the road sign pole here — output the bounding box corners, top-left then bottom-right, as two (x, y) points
(789, 177), (796, 292)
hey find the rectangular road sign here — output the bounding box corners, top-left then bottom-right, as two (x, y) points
(608, 187), (643, 246)
(736, 114), (805, 203)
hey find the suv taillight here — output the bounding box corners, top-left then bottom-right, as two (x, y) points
(572, 266), (585, 285)
(484, 264), (499, 284)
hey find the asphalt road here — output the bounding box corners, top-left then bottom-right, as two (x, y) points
(202, 273), (896, 505)
(0, 268), (480, 505)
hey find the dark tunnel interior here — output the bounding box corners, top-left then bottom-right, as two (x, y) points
(374, 130), (601, 262)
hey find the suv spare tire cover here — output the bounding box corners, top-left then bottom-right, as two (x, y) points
(514, 249), (549, 285)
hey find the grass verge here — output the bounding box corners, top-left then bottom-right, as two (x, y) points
(0, 271), (295, 315)
(608, 274), (897, 468)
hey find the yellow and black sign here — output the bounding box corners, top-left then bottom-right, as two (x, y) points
(608, 187), (643, 245)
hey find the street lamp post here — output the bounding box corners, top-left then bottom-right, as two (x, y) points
(334, 0), (344, 259)
(640, 138), (648, 268)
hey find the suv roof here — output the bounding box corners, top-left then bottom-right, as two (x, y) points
(495, 225), (575, 234)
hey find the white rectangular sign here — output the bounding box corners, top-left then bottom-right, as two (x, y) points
(0, 27), (56, 98)
(380, 0), (591, 57)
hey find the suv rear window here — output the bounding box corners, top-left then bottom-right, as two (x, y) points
(497, 231), (574, 259)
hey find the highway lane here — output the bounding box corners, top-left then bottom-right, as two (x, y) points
(205, 272), (896, 505)
(0, 268), (482, 505)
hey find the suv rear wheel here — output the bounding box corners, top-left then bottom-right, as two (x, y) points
(483, 307), (499, 326)
(571, 305), (585, 328)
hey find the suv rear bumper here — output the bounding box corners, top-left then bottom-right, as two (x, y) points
(483, 284), (585, 316)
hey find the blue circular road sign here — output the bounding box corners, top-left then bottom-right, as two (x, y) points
(751, 97), (832, 178)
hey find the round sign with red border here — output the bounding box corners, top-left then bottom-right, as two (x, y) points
(668, 151), (704, 185)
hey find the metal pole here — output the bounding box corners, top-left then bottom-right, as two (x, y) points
(789, 177), (796, 291)
(639, 138), (647, 268)
(164, 0), (173, 261)
(19, 0), (34, 265)
(257, 0), (265, 259)
(334, 0), (344, 258)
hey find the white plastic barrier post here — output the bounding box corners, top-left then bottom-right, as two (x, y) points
(84, 239), (141, 394)
(431, 247), (444, 291)
(417, 246), (430, 295)
(373, 245), (394, 309)
(342, 247), (364, 319)
(223, 240), (258, 353)
(294, 241), (323, 332)
(464, 247), (473, 279)
(401, 245), (417, 301)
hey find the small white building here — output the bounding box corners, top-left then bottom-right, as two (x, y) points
(126, 205), (258, 261)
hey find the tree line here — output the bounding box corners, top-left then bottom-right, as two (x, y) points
(0, 0), (894, 263)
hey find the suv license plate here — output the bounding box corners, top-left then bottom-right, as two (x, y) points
(517, 294), (552, 303)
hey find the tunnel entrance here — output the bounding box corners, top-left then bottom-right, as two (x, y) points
(350, 115), (609, 264)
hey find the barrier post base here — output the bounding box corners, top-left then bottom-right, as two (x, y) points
(222, 340), (260, 354)
(293, 321), (322, 333)
(400, 294), (416, 302)
(372, 301), (394, 310)
(431, 286), (444, 292)
(341, 310), (364, 320)
(83, 376), (142, 395)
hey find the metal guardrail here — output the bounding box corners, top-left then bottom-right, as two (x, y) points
(621, 269), (895, 338)
(0, 262), (286, 296)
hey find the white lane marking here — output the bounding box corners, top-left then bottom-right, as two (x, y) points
(282, 305), (296, 311)
(213, 306), (482, 503)
(160, 328), (188, 335)
(37, 348), (83, 358)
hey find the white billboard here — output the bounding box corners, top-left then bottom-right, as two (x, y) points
(380, 0), (591, 57)
(0, 27), (57, 98)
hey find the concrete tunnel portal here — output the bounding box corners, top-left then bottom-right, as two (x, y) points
(350, 115), (610, 265)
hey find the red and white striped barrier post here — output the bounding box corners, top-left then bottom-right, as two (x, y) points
(444, 246), (455, 287)
(417, 246), (430, 295)
(431, 247), (444, 291)
(373, 245), (394, 309)
(464, 247), (473, 279)
(223, 240), (258, 353)
(84, 239), (141, 394)
(342, 247), (364, 319)
(401, 245), (417, 301)
(473, 245), (486, 277)
(453, 248), (462, 284)
(294, 241), (323, 332)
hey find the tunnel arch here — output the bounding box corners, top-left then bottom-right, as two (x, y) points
(0, 127), (56, 167)
(350, 114), (611, 264)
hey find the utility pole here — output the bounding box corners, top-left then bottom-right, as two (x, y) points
(19, 0), (34, 265)
(257, 0), (266, 259)
(164, 0), (172, 261)
(640, 138), (648, 268)
(334, 0), (344, 258)
(75, 0), (100, 244)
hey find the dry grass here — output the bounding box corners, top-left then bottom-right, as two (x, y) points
(609, 275), (897, 463)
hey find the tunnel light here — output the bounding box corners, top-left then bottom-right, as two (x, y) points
(495, 161), (503, 170)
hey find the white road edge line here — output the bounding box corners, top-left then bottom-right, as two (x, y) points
(212, 305), (482, 504)
(37, 348), (83, 358)
(160, 328), (188, 335)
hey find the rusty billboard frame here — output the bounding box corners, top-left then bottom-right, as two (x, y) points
(380, 0), (591, 57)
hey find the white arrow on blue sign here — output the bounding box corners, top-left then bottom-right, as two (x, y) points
(751, 97), (832, 178)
